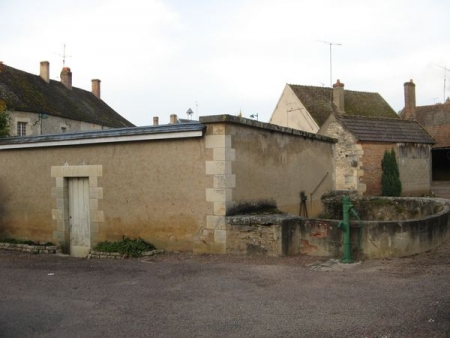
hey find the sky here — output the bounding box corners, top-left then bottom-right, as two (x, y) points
(1, 0), (450, 126)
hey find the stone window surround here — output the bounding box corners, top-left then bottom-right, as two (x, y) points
(14, 117), (31, 136)
(51, 165), (103, 252)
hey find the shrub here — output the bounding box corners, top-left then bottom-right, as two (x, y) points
(0, 101), (10, 137)
(381, 149), (402, 197)
(93, 236), (156, 258)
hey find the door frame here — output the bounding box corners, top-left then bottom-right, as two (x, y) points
(51, 165), (103, 255)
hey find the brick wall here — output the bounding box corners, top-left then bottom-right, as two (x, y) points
(360, 143), (431, 196)
(360, 143), (395, 195)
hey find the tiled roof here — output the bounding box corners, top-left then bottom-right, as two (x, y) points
(289, 84), (399, 127)
(0, 63), (134, 128)
(413, 103), (450, 148)
(413, 103), (450, 126)
(338, 115), (435, 144)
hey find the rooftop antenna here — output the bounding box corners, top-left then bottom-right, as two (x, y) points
(55, 43), (72, 68)
(195, 101), (198, 119)
(435, 64), (449, 103)
(318, 40), (342, 88)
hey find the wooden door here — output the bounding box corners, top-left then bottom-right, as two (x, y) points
(68, 178), (91, 257)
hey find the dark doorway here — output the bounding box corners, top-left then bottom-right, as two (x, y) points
(432, 148), (450, 180)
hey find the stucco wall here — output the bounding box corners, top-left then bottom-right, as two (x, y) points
(0, 116), (336, 255)
(225, 121), (335, 217)
(9, 111), (106, 136)
(269, 84), (320, 133)
(0, 138), (211, 252)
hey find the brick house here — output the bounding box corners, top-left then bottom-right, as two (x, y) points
(0, 61), (134, 136)
(270, 80), (435, 196)
(401, 80), (450, 180)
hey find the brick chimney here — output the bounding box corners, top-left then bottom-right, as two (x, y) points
(40, 61), (50, 83)
(60, 67), (72, 90)
(403, 79), (416, 120)
(153, 116), (159, 126)
(91, 79), (101, 99)
(333, 79), (345, 113)
(170, 114), (178, 124)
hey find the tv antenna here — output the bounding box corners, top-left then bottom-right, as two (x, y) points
(318, 40), (342, 88)
(435, 64), (449, 103)
(55, 44), (72, 68)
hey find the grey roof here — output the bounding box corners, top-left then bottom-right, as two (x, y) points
(289, 84), (399, 127)
(0, 122), (205, 147)
(0, 63), (134, 128)
(339, 115), (435, 144)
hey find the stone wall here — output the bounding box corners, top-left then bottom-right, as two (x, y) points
(226, 197), (450, 258)
(9, 111), (106, 136)
(319, 118), (365, 193)
(0, 242), (61, 254)
(226, 214), (300, 256)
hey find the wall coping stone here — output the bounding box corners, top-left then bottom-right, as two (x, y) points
(200, 115), (336, 143)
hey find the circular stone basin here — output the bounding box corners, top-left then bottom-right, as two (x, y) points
(320, 191), (445, 221)
(313, 191), (450, 258)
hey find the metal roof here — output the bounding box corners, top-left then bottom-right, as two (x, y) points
(0, 123), (206, 149)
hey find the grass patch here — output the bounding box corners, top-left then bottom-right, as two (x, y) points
(0, 238), (53, 246)
(93, 236), (156, 258)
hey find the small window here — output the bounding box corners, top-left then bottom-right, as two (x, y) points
(17, 122), (27, 136)
(61, 127), (67, 133)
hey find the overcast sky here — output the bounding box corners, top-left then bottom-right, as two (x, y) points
(1, 0), (449, 125)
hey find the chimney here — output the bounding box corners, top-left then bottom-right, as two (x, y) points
(170, 114), (178, 124)
(333, 79), (345, 113)
(91, 79), (101, 99)
(0, 61), (4, 72)
(60, 67), (72, 90)
(40, 61), (50, 83)
(153, 116), (159, 126)
(403, 79), (416, 120)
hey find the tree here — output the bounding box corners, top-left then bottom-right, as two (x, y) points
(0, 100), (10, 137)
(381, 148), (402, 196)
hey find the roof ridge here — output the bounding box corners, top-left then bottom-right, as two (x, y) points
(339, 114), (403, 122)
(288, 83), (379, 95)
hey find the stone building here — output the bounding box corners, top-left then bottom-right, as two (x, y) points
(0, 115), (335, 257)
(318, 114), (434, 195)
(0, 61), (134, 136)
(270, 80), (434, 196)
(401, 80), (450, 180)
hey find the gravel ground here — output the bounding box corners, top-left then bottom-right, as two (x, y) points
(0, 238), (449, 338)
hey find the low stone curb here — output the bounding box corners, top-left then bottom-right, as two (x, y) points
(88, 249), (165, 259)
(0, 242), (62, 254)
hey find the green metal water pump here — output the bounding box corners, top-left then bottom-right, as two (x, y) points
(338, 195), (361, 263)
